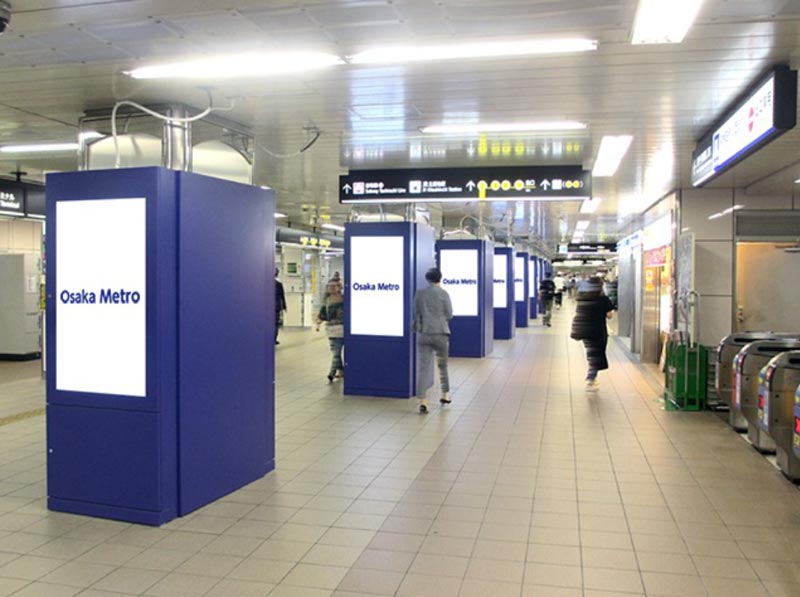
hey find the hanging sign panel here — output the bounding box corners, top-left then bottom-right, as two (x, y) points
(493, 254), (508, 309)
(349, 236), (405, 337)
(56, 198), (147, 397)
(692, 65), (797, 186)
(0, 182), (24, 217)
(340, 165), (591, 203)
(440, 249), (479, 317)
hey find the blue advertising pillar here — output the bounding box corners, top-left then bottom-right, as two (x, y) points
(46, 167), (275, 526)
(344, 222), (435, 398)
(529, 255), (539, 319)
(436, 239), (494, 358)
(493, 247), (515, 340)
(515, 251), (529, 328)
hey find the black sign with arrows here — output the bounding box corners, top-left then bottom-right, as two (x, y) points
(340, 166), (591, 203)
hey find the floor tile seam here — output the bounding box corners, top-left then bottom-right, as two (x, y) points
(390, 333), (535, 597)
(600, 344), (711, 583)
(521, 330), (571, 594)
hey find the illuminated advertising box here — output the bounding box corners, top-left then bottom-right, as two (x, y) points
(55, 198), (146, 397)
(493, 253), (508, 308)
(440, 249), (479, 317)
(349, 236), (405, 337)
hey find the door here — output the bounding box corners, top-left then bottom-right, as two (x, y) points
(736, 242), (800, 332)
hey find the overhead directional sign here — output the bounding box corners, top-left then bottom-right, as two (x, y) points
(692, 65), (797, 187)
(567, 242), (617, 254)
(340, 166), (591, 203)
(0, 181), (24, 217)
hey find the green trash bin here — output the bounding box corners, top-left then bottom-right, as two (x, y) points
(665, 340), (708, 411)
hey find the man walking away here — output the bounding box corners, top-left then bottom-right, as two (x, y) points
(275, 268), (287, 345)
(414, 268), (453, 414)
(538, 272), (556, 327)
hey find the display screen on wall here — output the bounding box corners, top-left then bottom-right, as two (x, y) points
(529, 260), (537, 298)
(493, 253), (508, 309)
(56, 198), (147, 397)
(350, 236), (404, 337)
(514, 256), (525, 302)
(439, 249), (479, 317)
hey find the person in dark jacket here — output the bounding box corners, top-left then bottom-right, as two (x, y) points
(571, 276), (615, 390)
(538, 272), (556, 326)
(414, 267), (454, 414)
(275, 268), (287, 345)
(316, 280), (344, 383)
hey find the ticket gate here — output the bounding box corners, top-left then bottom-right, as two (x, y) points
(715, 332), (798, 409)
(791, 385), (800, 470)
(757, 352), (800, 479)
(730, 340), (800, 445)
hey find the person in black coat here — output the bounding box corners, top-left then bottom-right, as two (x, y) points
(275, 268), (287, 345)
(570, 277), (615, 390)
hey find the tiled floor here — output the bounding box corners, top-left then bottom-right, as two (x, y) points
(2, 309), (800, 596)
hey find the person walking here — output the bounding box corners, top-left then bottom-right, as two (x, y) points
(316, 280), (345, 383)
(275, 268), (287, 345)
(414, 267), (453, 414)
(553, 273), (565, 309)
(570, 276), (615, 390)
(538, 271), (556, 326)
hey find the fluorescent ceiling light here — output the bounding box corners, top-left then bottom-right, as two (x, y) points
(580, 197), (602, 214)
(592, 135), (633, 177)
(723, 204), (745, 214)
(795, 178), (800, 184)
(707, 212), (724, 220)
(575, 220), (591, 231)
(421, 121), (587, 134)
(275, 212), (288, 219)
(631, 0), (705, 45)
(0, 142), (79, 153)
(79, 131), (104, 142)
(349, 38), (597, 65)
(322, 222), (345, 232)
(126, 52), (344, 80)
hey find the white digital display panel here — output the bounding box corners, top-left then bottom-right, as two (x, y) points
(440, 249), (479, 317)
(529, 260), (537, 298)
(493, 253), (508, 309)
(350, 235), (404, 337)
(514, 256), (525, 302)
(56, 198), (147, 397)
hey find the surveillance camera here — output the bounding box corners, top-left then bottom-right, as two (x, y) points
(0, 1), (10, 35)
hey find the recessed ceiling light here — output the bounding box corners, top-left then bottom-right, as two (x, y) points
(631, 0), (705, 45)
(592, 135), (633, 177)
(349, 38), (598, 65)
(322, 222), (345, 232)
(575, 220), (591, 231)
(580, 197), (602, 214)
(421, 121), (587, 134)
(0, 142), (79, 153)
(126, 52), (344, 80)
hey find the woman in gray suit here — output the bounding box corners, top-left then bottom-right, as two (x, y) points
(414, 267), (454, 414)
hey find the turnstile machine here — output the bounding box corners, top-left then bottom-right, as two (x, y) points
(715, 332), (798, 409)
(730, 340), (800, 450)
(757, 352), (800, 479)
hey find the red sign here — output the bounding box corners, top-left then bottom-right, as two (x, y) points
(645, 246), (668, 268)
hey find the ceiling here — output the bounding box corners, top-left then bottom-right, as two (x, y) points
(1, 0), (800, 251)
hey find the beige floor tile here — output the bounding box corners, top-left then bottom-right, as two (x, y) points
(641, 572), (707, 596)
(473, 539), (527, 562)
(521, 583), (582, 596)
(269, 585), (333, 597)
(583, 567), (643, 593)
(526, 544), (581, 567)
(125, 548), (193, 572)
(228, 557), (295, 584)
(582, 547), (638, 571)
(175, 552), (242, 577)
(204, 578), (275, 597)
(144, 572), (219, 596)
(38, 561), (115, 588)
(524, 563), (582, 588)
(0, 555), (64, 581)
(459, 578), (521, 597)
(9, 582), (80, 597)
(702, 576), (768, 597)
(397, 573), (462, 597)
(281, 564), (349, 590)
(336, 567), (404, 594)
(91, 567), (166, 594)
(410, 553), (469, 578)
(465, 558), (524, 583)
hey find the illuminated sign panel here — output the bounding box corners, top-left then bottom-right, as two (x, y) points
(440, 249), (479, 317)
(692, 66), (797, 186)
(350, 236), (404, 337)
(493, 254), (508, 308)
(340, 165), (591, 203)
(56, 198), (147, 397)
(514, 256), (525, 301)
